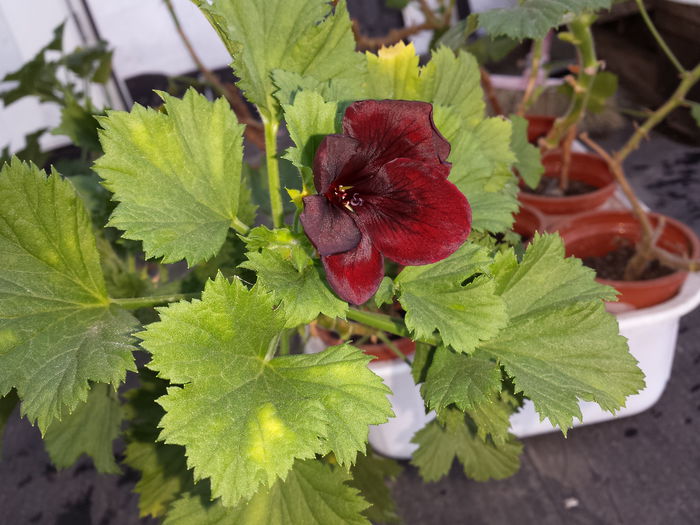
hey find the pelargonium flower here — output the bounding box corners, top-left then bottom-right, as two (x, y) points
(300, 100), (471, 304)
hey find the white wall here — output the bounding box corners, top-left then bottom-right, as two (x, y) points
(86, 0), (230, 79)
(0, 0), (86, 152)
(0, 0), (231, 155)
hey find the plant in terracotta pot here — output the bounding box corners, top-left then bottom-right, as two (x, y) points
(473, 3), (622, 223)
(0, 1), (650, 523)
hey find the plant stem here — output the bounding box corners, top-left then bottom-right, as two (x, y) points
(481, 68), (504, 116)
(517, 38), (544, 117)
(346, 309), (439, 346)
(263, 115), (284, 228)
(633, 0), (684, 75)
(543, 16), (598, 150)
(616, 63), (700, 164)
(163, 0), (265, 149)
(111, 293), (199, 309)
(375, 331), (412, 366)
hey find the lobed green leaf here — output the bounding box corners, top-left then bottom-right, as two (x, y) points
(0, 159), (136, 432)
(43, 382), (122, 473)
(165, 459), (370, 525)
(94, 89), (247, 266)
(141, 275), (391, 506)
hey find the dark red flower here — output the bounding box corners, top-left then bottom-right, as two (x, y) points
(300, 100), (471, 304)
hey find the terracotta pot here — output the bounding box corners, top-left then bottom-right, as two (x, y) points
(513, 204), (545, 242)
(555, 210), (700, 308)
(519, 151), (617, 217)
(310, 323), (415, 362)
(525, 114), (556, 144)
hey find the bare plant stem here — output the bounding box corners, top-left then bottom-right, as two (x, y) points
(559, 125), (577, 191)
(163, 0), (265, 150)
(481, 68), (504, 116)
(352, 0), (453, 51)
(633, 0), (684, 74)
(543, 16), (598, 153)
(517, 38), (544, 117)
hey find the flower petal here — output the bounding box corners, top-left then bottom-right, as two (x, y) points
(352, 159), (471, 266)
(322, 235), (384, 305)
(300, 195), (361, 256)
(342, 100), (450, 171)
(313, 135), (361, 193)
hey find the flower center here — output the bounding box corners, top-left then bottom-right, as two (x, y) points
(328, 185), (363, 211)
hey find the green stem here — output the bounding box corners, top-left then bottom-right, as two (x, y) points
(634, 0), (684, 75)
(111, 293), (199, 309)
(345, 308), (439, 346)
(543, 16), (598, 149)
(231, 216), (250, 235)
(375, 331), (412, 366)
(263, 115), (284, 228)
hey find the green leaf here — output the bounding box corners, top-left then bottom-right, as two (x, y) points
(349, 450), (403, 523)
(467, 392), (518, 445)
(0, 159), (136, 432)
(0, 24), (64, 106)
(94, 89), (246, 266)
(195, 0), (363, 119)
(509, 114), (543, 188)
(165, 459), (370, 525)
(478, 0), (613, 40)
(141, 275), (391, 506)
(559, 70), (618, 114)
(433, 107), (518, 232)
(272, 69), (366, 107)
(43, 383), (122, 473)
(0, 390), (19, 459)
(240, 227), (347, 328)
(396, 243), (508, 353)
(123, 370), (193, 518)
(479, 234), (645, 432)
(692, 102), (700, 128)
(420, 346), (502, 412)
(366, 41), (421, 100)
(62, 41), (113, 83)
(52, 96), (102, 152)
(281, 90), (338, 186)
(373, 277), (395, 308)
(411, 409), (522, 482)
(417, 47), (485, 124)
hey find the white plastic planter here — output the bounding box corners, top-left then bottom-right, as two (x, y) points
(307, 272), (700, 459)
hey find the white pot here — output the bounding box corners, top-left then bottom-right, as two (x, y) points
(325, 272), (700, 459)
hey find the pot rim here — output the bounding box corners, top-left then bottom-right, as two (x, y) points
(555, 209), (700, 308)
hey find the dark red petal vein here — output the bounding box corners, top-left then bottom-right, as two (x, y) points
(322, 235), (384, 305)
(342, 100), (450, 172)
(352, 158), (471, 266)
(300, 195), (361, 256)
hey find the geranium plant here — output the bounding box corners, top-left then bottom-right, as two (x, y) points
(0, 1), (647, 523)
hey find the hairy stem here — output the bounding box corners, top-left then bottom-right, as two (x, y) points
(346, 308), (439, 346)
(633, 0), (684, 74)
(263, 116), (284, 228)
(111, 293), (199, 309)
(543, 16), (598, 151)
